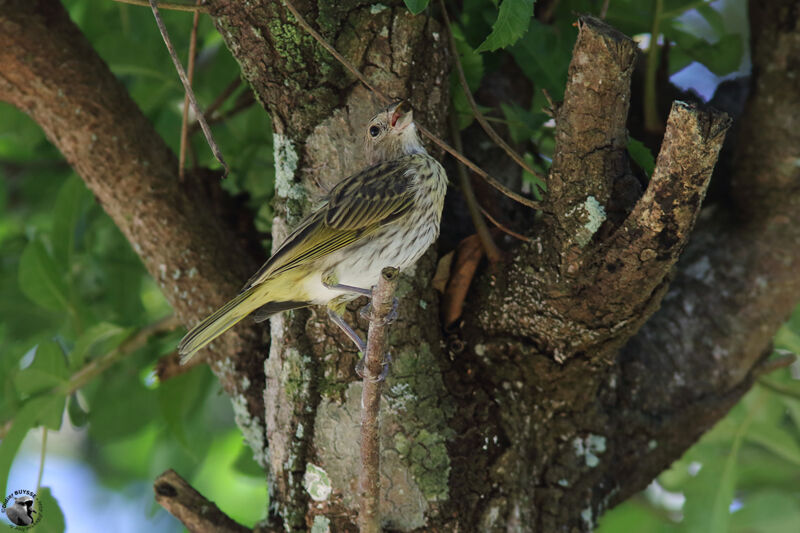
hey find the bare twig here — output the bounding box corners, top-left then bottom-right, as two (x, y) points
(643, 0), (664, 133)
(440, 0), (544, 180)
(179, 2), (201, 181)
(600, 0), (611, 19)
(189, 90), (256, 134)
(479, 205), (531, 242)
(58, 315), (182, 396)
(542, 88), (556, 118)
(114, 0), (209, 13)
(154, 469), (252, 533)
(206, 78), (243, 118)
(754, 351), (797, 378)
(148, 0), (229, 176)
(281, 0), (542, 211)
(359, 267), (400, 532)
(447, 112), (503, 262)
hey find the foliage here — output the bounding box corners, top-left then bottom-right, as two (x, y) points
(0, 1), (270, 530)
(0, 0), (793, 531)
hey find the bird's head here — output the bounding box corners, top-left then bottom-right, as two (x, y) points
(364, 101), (425, 165)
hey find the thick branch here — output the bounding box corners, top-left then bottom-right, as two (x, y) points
(0, 0), (266, 456)
(586, 102), (731, 320)
(546, 16), (638, 255)
(154, 469), (252, 533)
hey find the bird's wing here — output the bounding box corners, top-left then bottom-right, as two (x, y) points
(241, 157), (418, 290)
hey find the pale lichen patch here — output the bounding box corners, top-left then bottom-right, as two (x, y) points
(573, 434), (606, 468)
(274, 133), (303, 200)
(303, 463), (332, 501)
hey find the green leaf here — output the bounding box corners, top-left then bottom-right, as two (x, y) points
(510, 18), (574, 99)
(450, 24), (486, 130)
(16, 341), (69, 397)
(233, 443), (265, 478)
(88, 370), (158, 443)
(667, 27), (743, 76)
(157, 367), (210, 453)
(746, 421), (800, 467)
(730, 490), (800, 533)
(500, 103), (548, 143)
(51, 175), (91, 265)
(452, 25), (484, 92)
(476, 0), (535, 53)
(34, 486), (66, 533)
(18, 239), (69, 312)
(70, 322), (129, 369)
(403, 0), (429, 15)
(696, 4), (726, 35)
(0, 395), (64, 494)
(67, 392), (89, 427)
(628, 138), (656, 177)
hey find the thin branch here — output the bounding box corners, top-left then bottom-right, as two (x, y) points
(440, 0), (545, 180)
(600, 0), (611, 19)
(206, 78), (243, 118)
(359, 267), (400, 533)
(114, 0), (209, 13)
(754, 352), (797, 378)
(189, 89), (256, 135)
(643, 0), (664, 133)
(36, 428), (47, 494)
(179, 2), (201, 181)
(148, 0), (229, 176)
(479, 205), (531, 242)
(58, 315), (182, 396)
(447, 111), (503, 262)
(418, 124), (543, 210)
(154, 469), (252, 533)
(281, 0), (542, 211)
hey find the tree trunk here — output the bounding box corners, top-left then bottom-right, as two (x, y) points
(2, 0), (799, 531)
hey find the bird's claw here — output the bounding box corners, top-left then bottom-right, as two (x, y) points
(359, 298), (399, 324)
(355, 352), (392, 382)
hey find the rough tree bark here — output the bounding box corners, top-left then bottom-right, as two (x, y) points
(1, 0), (798, 532)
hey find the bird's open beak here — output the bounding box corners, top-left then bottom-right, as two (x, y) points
(390, 101), (413, 131)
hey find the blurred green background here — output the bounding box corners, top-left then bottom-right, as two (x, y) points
(1, 0), (798, 531)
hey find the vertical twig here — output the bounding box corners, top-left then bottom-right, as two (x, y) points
(600, 0), (611, 19)
(178, 1), (201, 181)
(447, 112), (503, 262)
(644, 0), (664, 133)
(36, 428), (47, 493)
(359, 267), (400, 533)
(148, 0), (229, 176)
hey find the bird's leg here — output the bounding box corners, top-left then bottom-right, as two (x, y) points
(322, 280), (372, 297)
(327, 307), (365, 353)
(327, 302), (391, 382)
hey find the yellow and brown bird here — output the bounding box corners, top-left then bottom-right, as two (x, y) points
(178, 101), (448, 371)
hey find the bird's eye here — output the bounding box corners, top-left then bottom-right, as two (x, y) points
(369, 125), (381, 137)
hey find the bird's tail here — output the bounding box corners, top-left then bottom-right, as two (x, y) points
(178, 286), (264, 363)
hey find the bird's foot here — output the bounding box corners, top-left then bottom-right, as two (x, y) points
(355, 352), (392, 382)
(359, 297), (399, 324)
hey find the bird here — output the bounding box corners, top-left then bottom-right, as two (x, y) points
(178, 100), (448, 376)
(5, 495), (36, 526)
